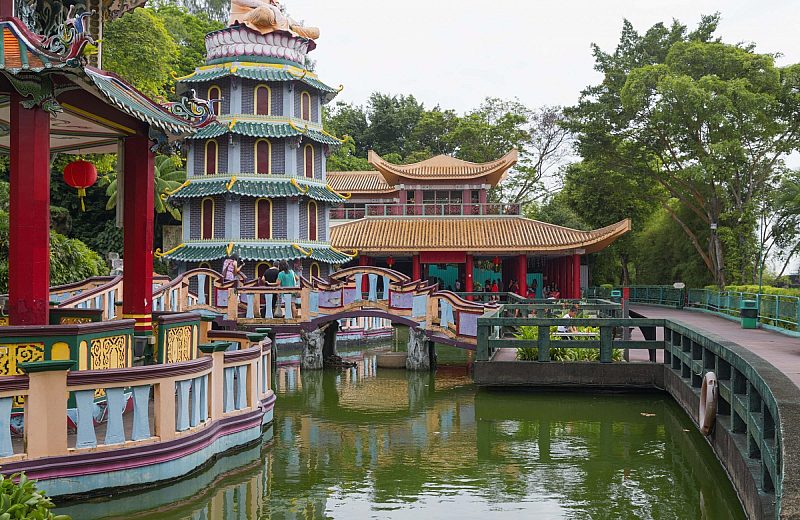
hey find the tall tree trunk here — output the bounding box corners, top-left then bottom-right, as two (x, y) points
(620, 253), (630, 286)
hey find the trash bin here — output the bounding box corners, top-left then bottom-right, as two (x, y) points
(740, 300), (758, 329)
(610, 289), (622, 304)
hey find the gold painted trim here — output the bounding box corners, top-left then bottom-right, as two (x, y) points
(292, 243), (313, 257)
(61, 103), (135, 135)
(155, 243), (186, 259)
(123, 314), (152, 319)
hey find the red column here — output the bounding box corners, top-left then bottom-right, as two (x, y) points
(559, 257), (566, 296)
(122, 135), (155, 334)
(517, 254), (527, 296)
(566, 256), (573, 298)
(8, 96), (50, 325)
(359, 255), (369, 292)
(414, 189), (422, 215)
(412, 254), (421, 281)
(465, 253), (474, 298)
(573, 254), (581, 299)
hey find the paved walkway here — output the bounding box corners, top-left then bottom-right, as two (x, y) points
(630, 305), (800, 389)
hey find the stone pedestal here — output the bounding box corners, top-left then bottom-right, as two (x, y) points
(406, 327), (434, 371)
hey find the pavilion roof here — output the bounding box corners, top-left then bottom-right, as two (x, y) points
(188, 118), (342, 146)
(176, 63), (340, 103)
(169, 175), (346, 203)
(329, 217), (631, 254)
(326, 171), (396, 194)
(161, 241), (354, 264)
(368, 149), (518, 186)
(0, 18), (210, 153)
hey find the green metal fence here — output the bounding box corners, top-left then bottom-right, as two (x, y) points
(586, 286), (800, 332)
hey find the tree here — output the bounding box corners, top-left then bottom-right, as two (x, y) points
(0, 182), (108, 293)
(562, 160), (662, 284)
(327, 136), (371, 172)
(619, 41), (800, 286)
(566, 14), (800, 287)
(100, 155), (187, 221)
(153, 5), (224, 81)
(102, 8), (179, 99)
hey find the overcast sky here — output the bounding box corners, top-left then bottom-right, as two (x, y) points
(286, 0), (799, 113)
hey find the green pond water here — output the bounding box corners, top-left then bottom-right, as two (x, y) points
(58, 344), (745, 520)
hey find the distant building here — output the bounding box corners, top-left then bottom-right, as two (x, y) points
(328, 152), (630, 297)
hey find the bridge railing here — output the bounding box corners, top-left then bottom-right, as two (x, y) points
(0, 337), (273, 471)
(475, 311), (794, 518)
(587, 285), (800, 332)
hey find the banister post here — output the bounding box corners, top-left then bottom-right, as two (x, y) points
(20, 360), (75, 458)
(200, 342), (232, 421)
(226, 288), (237, 321)
(199, 315), (215, 346)
(300, 287), (310, 322)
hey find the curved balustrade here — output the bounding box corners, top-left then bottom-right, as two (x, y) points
(0, 335), (274, 497)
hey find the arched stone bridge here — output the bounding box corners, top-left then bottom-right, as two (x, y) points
(46, 267), (492, 369)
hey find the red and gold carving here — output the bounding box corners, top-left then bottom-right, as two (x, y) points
(166, 326), (193, 364)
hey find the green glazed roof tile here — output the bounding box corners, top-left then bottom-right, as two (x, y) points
(178, 66), (339, 101)
(164, 242), (353, 264)
(188, 121), (342, 146)
(170, 177), (345, 203)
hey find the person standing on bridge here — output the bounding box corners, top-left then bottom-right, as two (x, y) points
(277, 260), (299, 318)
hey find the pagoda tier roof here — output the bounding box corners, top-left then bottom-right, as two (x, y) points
(326, 171), (396, 194)
(161, 241), (355, 264)
(176, 63), (340, 103)
(329, 217), (631, 254)
(189, 118), (342, 146)
(169, 175), (346, 203)
(0, 18), (210, 153)
(368, 149), (518, 187)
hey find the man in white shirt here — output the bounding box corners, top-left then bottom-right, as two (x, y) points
(557, 306), (579, 334)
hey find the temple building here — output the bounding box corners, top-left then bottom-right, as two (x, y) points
(328, 151), (630, 297)
(164, 20), (353, 279)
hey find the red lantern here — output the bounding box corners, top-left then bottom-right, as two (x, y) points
(63, 160), (98, 212)
(493, 256), (501, 266)
(387, 256), (395, 268)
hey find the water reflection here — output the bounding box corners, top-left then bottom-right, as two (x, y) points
(58, 347), (744, 519)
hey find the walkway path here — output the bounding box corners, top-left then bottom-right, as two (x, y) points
(630, 305), (800, 389)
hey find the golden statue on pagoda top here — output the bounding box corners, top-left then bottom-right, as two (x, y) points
(228, 0), (320, 40)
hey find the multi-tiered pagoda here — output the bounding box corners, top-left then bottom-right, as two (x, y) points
(165, 4), (352, 280)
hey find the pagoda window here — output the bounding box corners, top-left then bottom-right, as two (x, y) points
(208, 86), (222, 116)
(310, 262), (321, 279)
(301, 91), (311, 121)
(205, 140), (218, 175)
(255, 139), (271, 174)
(304, 144), (314, 178)
(256, 198), (272, 239)
(201, 198), (214, 239)
(308, 201), (318, 241)
(256, 262), (271, 280)
(198, 262), (214, 301)
(255, 85), (271, 115)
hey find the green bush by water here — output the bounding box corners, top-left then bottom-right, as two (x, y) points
(704, 284), (800, 298)
(0, 472), (69, 520)
(515, 325), (623, 362)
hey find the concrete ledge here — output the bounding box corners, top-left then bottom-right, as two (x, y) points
(473, 361), (664, 389)
(376, 352), (406, 369)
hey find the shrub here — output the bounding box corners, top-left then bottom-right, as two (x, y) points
(0, 472), (70, 519)
(515, 325), (623, 361)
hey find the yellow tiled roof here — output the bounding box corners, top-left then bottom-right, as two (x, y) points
(327, 171), (396, 193)
(330, 217), (631, 254)
(368, 149), (518, 186)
